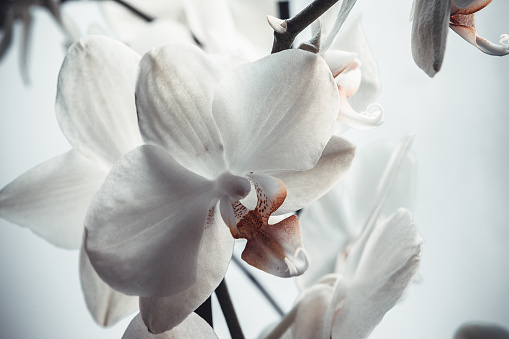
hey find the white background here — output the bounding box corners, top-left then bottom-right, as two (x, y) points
(0, 1), (508, 338)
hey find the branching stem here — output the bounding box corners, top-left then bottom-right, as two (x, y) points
(216, 279), (245, 339)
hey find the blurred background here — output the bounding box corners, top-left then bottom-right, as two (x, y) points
(0, 0), (508, 338)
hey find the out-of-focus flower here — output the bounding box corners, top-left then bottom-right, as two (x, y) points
(83, 36), (355, 333)
(454, 322), (509, 339)
(0, 36), (141, 326)
(411, 0), (509, 77)
(122, 313), (217, 339)
(297, 134), (417, 289)
(0, 0), (79, 83)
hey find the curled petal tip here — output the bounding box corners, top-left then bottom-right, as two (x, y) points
(500, 34), (509, 46)
(267, 15), (287, 34)
(284, 247), (310, 276)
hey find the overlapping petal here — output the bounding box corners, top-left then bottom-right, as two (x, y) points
(411, 0), (451, 77)
(136, 42), (226, 179)
(331, 209), (423, 339)
(0, 150), (105, 249)
(85, 145), (221, 297)
(139, 205), (232, 333)
(56, 35), (142, 170)
(123, 313), (217, 339)
(80, 244), (138, 327)
(212, 48), (339, 174)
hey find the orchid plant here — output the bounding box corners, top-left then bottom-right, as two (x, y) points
(0, 0), (508, 338)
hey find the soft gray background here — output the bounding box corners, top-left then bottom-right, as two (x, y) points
(0, 1), (508, 338)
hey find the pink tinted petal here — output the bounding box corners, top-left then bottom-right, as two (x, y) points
(451, 0), (492, 14)
(80, 245), (138, 327)
(411, 0), (451, 77)
(0, 150), (105, 249)
(136, 42), (226, 179)
(85, 145), (219, 297)
(213, 49), (339, 174)
(123, 313), (217, 339)
(56, 36), (142, 170)
(332, 209), (423, 339)
(271, 136), (356, 215)
(139, 206), (233, 333)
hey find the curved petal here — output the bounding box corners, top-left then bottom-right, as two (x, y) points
(271, 135), (356, 214)
(332, 209), (423, 339)
(139, 206), (233, 333)
(411, 0), (451, 77)
(332, 14), (381, 113)
(56, 35), (142, 170)
(450, 14), (509, 56)
(451, 0), (492, 14)
(123, 313), (217, 339)
(136, 42), (226, 179)
(0, 150), (106, 249)
(213, 49), (339, 174)
(319, 0), (358, 53)
(85, 145), (219, 297)
(80, 245), (138, 327)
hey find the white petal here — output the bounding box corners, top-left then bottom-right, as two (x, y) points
(319, 0), (358, 53)
(80, 244), (138, 326)
(332, 209), (423, 339)
(0, 150), (105, 249)
(136, 42), (226, 179)
(139, 206), (233, 333)
(332, 14), (381, 113)
(411, 0), (451, 77)
(123, 313), (217, 339)
(56, 36), (142, 170)
(85, 145), (220, 297)
(213, 49), (339, 174)
(271, 136), (356, 214)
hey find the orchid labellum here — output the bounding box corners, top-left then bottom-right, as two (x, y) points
(411, 0), (509, 77)
(80, 35), (355, 333)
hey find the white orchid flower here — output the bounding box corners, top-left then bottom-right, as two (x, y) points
(0, 0), (79, 83)
(82, 36), (355, 333)
(265, 136), (422, 339)
(297, 134), (417, 289)
(411, 0), (509, 77)
(294, 4), (382, 133)
(0, 36), (142, 326)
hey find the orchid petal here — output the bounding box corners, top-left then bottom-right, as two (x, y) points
(56, 36), (142, 170)
(411, 0), (451, 77)
(136, 42), (226, 179)
(85, 145), (219, 297)
(451, 0), (492, 14)
(320, 0), (358, 53)
(332, 14), (380, 113)
(290, 284), (334, 339)
(123, 313), (217, 339)
(139, 206), (233, 333)
(271, 135), (356, 215)
(331, 209), (423, 339)
(80, 245), (138, 327)
(213, 49), (339, 174)
(450, 14), (509, 56)
(0, 150), (105, 249)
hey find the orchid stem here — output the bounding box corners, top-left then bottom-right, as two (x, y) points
(231, 255), (285, 317)
(216, 279), (245, 339)
(59, 0), (154, 22)
(195, 296), (213, 328)
(271, 0), (338, 53)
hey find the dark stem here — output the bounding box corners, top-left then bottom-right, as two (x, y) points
(194, 296), (213, 328)
(59, 0), (154, 22)
(271, 0), (338, 53)
(216, 279), (245, 339)
(231, 255), (284, 317)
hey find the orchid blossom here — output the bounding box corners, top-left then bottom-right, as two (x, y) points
(82, 35), (355, 333)
(0, 0), (79, 83)
(265, 135), (422, 339)
(297, 134), (417, 289)
(0, 36), (142, 326)
(287, 5), (383, 133)
(411, 0), (509, 77)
